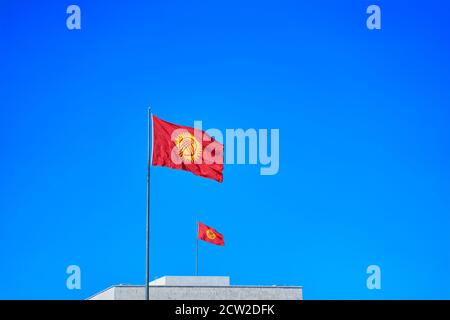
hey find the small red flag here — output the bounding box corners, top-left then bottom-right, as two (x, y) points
(198, 222), (225, 246)
(152, 115), (224, 183)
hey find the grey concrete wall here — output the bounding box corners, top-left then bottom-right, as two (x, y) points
(90, 286), (303, 300)
(150, 276), (230, 287)
(89, 287), (116, 300)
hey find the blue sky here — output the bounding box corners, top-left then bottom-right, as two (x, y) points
(1, 0), (450, 299)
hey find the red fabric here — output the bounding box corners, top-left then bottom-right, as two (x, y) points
(152, 115), (224, 183)
(198, 222), (225, 246)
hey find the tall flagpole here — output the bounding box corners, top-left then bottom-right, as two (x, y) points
(145, 107), (152, 300)
(196, 221), (199, 276)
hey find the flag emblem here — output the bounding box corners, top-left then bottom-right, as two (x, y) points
(174, 131), (202, 163)
(206, 229), (217, 240)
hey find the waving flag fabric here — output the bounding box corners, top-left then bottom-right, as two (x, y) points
(198, 222), (225, 246)
(152, 115), (224, 183)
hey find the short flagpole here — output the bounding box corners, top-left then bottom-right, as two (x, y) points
(196, 221), (199, 276)
(145, 107), (152, 301)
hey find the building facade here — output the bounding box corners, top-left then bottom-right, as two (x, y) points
(89, 276), (303, 300)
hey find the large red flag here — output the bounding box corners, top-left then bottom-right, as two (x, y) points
(198, 222), (225, 246)
(152, 115), (224, 183)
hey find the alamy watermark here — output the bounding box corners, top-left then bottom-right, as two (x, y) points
(66, 265), (81, 290)
(366, 5), (381, 30)
(169, 121), (279, 176)
(66, 5), (381, 31)
(366, 265), (381, 290)
(66, 5), (81, 30)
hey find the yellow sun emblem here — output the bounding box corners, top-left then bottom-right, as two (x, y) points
(174, 131), (202, 163)
(206, 229), (217, 240)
